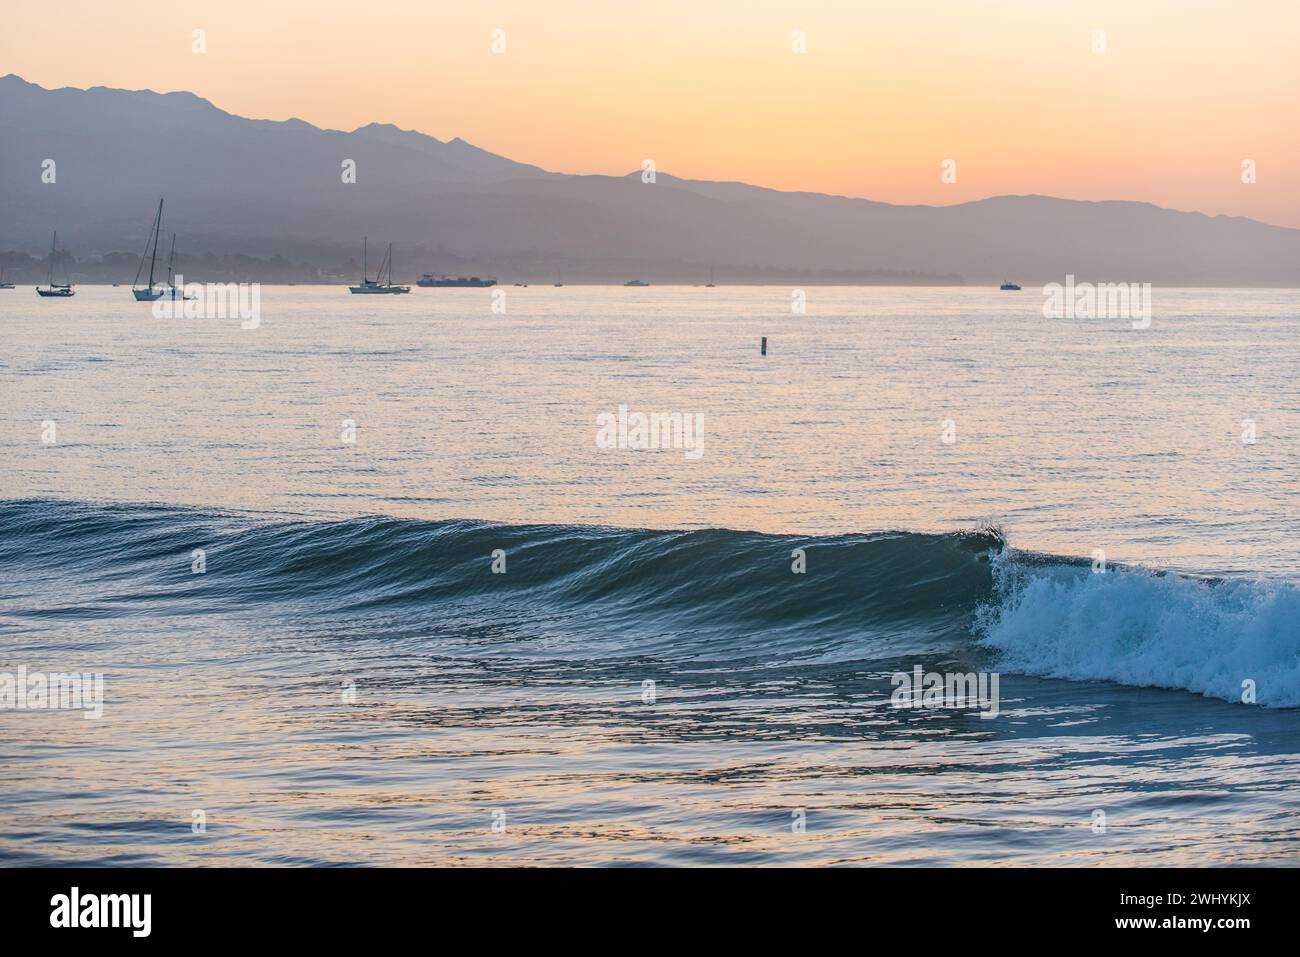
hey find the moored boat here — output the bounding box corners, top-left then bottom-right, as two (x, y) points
(417, 273), (496, 288)
(132, 199), (167, 301)
(349, 238), (410, 293)
(36, 231), (75, 297)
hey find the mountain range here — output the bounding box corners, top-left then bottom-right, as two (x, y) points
(2, 73), (1297, 285)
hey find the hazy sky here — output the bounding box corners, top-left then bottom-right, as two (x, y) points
(6, 1), (1298, 226)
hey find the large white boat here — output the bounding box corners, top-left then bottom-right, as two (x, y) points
(417, 274), (496, 288)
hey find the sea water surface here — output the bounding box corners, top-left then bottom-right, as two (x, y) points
(1, 285), (1298, 865)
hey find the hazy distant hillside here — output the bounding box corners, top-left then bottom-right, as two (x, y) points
(3, 73), (1298, 284)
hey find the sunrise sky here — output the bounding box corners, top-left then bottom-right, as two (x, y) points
(5, 0), (1298, 226)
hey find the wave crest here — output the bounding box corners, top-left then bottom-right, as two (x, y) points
(976, 550), (1300, 707)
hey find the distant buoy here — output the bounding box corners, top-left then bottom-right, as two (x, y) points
(761, 336), (767, 356)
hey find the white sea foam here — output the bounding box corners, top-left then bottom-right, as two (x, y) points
(976, 551), (1300, 707)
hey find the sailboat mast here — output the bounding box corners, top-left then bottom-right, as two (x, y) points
(148, 199), (163, 288)
(363, 237), (368, 283)
(167, 233), (177, 286)
(49, 231), (57, 285)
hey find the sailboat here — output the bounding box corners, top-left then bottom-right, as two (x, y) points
(162, 233), (195, 299)
(705, 266), (716, 288)
(554, 269), (564, 287)
(36, 232), (75, 297)
(0, 268), (14, 290)
(349, 238), (410, 294)
(132, 199), (167, 300)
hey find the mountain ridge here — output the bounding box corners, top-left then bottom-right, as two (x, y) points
(2, 73), (1297, 284)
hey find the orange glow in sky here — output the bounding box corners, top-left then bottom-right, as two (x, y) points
(4, 0), (1297, 226)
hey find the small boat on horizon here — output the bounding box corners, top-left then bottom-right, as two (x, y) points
(999, 280), (1021, 291)
(36, 231), (75, 297)
(624, 279), (649, 287)
(0, 268), (14, 290)
(349, 238), (410, 294)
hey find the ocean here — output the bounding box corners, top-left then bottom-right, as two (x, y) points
(1, 285), (1298, 865)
